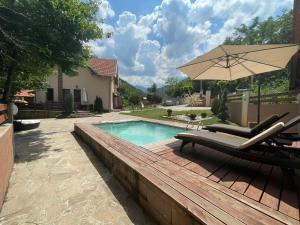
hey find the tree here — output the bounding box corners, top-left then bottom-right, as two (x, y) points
(0, 0), (102, 102)
(64, 93), (74, 115)
(220, 10), (293, 94)
(128, 94), (141, 106)
(147, 83), (157, 94)
(94, 96), (103, 113)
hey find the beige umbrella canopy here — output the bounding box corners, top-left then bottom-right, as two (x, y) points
(177, 44), (299, 123)
(178, 44), (299, 81)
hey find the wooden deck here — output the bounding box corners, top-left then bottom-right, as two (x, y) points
(75, 122), (300, 225)
(144, 139), (300, 223)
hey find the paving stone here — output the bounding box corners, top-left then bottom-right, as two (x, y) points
(0, 113), (156, 225)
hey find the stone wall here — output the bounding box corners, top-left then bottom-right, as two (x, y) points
(0, 124), (14, 210)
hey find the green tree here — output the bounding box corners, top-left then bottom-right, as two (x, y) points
(0, 0), (102, 102)
(64, 93), (74, 115)
(220, 10), (293, 94)
(94, 96), (103, 113)
(147, 83), (157, 94)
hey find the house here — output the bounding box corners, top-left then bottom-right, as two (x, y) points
(35, 58), (121, 111)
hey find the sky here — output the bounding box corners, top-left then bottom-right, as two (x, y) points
(90, 0), (294, 88)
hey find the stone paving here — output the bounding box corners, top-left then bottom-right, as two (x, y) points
(0, 113), (156, 225)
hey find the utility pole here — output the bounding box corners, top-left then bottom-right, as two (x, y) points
(290, 0), (300, 90)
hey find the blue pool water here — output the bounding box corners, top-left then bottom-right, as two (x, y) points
(96, 121), (184, 146)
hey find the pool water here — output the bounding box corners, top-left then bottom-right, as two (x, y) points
(96, 121), (185, 146)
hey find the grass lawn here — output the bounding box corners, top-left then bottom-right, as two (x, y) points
(121, 108), (229, 126)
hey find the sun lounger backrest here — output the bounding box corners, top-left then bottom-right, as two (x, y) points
(282, 115), (300, 131)
(240, 122), (285, 149)
(251, 114), (279, 134)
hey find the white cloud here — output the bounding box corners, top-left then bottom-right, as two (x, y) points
(97, 0), (115, 19)
(90, 0), (293, 87)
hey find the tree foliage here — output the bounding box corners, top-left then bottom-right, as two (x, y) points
(221, 10), (293, 94)
(0, 0), (102, 102)
(94, 96), (103, 113)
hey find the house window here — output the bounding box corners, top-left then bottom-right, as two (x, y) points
(63, 89), (71, 102)
(47, 88), (54, 102)
(74, 89), (81, 103)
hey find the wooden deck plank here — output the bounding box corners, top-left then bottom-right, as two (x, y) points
(260, 167), (282, 210)
(152, 159), (285, 225)
(230, 162), (260, 194)
(76, 123), (300, 224)
(184, 149), (230, 177)
(139, 167), (225, 225)
(244, 164), (272, 201)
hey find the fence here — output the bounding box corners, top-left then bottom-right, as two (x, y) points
(227, 91), (300, 132)
(0, 104), (8, 125)
(228, 91), (300, 104)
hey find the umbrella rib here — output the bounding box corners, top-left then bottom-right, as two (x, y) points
(231, 56), (256, 76)
(237, 56), (286, 69)
(192, 58), (223, 80)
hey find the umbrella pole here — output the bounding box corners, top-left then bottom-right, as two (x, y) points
(257, 78), (261, 124)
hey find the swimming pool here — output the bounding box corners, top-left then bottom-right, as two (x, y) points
(96, 121), (185, 146)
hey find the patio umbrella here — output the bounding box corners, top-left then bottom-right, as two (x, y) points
(82, 88), (88, 105)
(177, 44), (299, 123)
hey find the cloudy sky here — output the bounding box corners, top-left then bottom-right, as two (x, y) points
(90, 0), (293, 88)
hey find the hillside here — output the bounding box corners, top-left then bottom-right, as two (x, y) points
(119, 79), (145, 98)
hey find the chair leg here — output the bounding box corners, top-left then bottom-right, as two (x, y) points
(180, 141), (190, 152)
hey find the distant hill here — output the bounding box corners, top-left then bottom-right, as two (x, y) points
(135, 85), (147, 93)
(119, 79), (145, 98)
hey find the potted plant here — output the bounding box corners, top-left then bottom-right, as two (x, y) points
(167, 109), (172, 117)
(189, 113), (197, 120)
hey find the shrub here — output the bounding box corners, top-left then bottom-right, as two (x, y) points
(217, 89), (229, 122)
(211, 97), (220, 115)
(167, 109), (172, 117)
(128, 94), (141, 106)
(94, 96), (103, 113)
(185, 95), (198, 107)
(189, 113), (197, 120)
(147, 94), (162, 104)
(201, 112), (207, 118)
(64, 93), (74, 115)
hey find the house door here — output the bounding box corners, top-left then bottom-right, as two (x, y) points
(73, 89), (81, 110)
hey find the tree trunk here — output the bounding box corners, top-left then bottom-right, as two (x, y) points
(2, 63), (16, 103)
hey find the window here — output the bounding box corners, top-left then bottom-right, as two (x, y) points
(74, 89), (81, 103)
(47, 88), (54, 102)
(63, 89), (71, 102)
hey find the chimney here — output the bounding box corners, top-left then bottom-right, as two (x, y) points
(290, 0), (300, 89)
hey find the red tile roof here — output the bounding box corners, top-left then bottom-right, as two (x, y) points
(15, 90), (35, 98)
(88, 58), (118, 77)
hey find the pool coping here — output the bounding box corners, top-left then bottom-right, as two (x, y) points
(74, 119), (299, 225)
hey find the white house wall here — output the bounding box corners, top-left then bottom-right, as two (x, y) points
(35, 68), (113, 110)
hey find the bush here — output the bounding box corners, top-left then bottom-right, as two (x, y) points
(167, 109), (172, 117)
(201, 112), (207, 118)
(211, 97), (220, 115)
(217, 89), (229, 122)
(189, 113), (197, 120)
(147, 93), (162, 104)
(64, 93), (74, 115)
(185, 95), (198, 107)
(128, 94), (141, 106)
(94, 96), (103, 113)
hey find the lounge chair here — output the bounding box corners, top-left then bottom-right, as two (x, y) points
(175, 116), (300, 170)
(203, 112), (289, 138)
